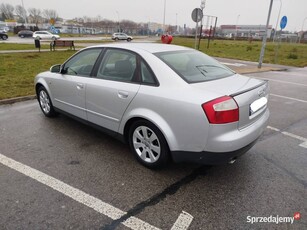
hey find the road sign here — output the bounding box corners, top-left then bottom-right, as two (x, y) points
(191, 8), (203, 22)
(280, 16), (287, 29)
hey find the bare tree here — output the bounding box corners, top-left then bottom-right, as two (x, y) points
(28, 8), (42, 26)
(0, 3), (14, 20)
(15, 5), (27, 23)
(43, 9), (58, 22)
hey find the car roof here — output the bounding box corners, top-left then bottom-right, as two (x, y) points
(89, 43), (192, 54)
(34, 31), (50, 33)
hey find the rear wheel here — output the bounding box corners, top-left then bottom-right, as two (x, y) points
(127, 38), (131, 42)
(37, 86), (57, 117)
(128, 120), (169, 169)
(2, 35), (8, 40)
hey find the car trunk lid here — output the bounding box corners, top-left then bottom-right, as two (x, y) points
(192, 74), (269, 129)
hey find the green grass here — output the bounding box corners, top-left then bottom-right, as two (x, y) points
(172, 38), (307, 67)
(0, 51), (76, 99)
(0, 43), (50, 50)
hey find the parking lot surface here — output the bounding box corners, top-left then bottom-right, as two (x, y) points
(0, 67), (306, 229)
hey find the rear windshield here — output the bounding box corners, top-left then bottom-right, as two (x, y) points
(155, 50), (235, 83)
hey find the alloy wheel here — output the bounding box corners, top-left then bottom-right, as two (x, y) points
(132, 126), (161, 163)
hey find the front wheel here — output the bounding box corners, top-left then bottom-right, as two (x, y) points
(37, 86), (57, 117)
(2, 35), (8, 40)
(128, 120), (169, 169)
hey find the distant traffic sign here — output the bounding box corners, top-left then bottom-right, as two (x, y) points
(191, 8), (203, 23)
(280, 16), (287, 29)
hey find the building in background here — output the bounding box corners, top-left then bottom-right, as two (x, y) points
(218, 25), (272, 39)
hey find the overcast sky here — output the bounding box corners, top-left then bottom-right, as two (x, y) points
(5, 0), (307, 31)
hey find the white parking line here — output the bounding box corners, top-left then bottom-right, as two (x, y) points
(0, 153), (193, 229)
(171, 211), (194, 230)
(270, 94), (307, 104)
(267, 126), (307, 149)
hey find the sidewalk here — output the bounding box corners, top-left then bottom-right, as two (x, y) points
(215, 57), (291, 74)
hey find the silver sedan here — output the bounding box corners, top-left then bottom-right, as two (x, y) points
(35, 43), (269, 168)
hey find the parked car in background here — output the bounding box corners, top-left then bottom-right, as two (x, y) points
(0, 27), (9, 33)
(35, 43), (269, 169)
(33, 31), (60, 40)
(112, 33), (133, 41)
(0, 32), (8, 40)
(18, 30), (34, 38)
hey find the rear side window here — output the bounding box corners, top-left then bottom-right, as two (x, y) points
(140, 61), (156, 85)
(155, 50), (235, 83)
(96, 49), (137, 82)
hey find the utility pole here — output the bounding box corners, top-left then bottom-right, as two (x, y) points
(21, 0), (27, 25)
(258, 0), (273, 69)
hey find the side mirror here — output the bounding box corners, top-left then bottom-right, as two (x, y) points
(50, 64), (61, 73)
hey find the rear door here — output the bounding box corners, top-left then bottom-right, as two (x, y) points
(86, 48), (141, 132)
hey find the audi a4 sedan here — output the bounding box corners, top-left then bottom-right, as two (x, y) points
(35, 43), (269, 168)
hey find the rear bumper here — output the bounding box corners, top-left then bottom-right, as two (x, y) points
(171, 138), (258, 165)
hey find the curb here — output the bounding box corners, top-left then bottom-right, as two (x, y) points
(236, 67), (288, 75)
(0, 95), (36, 105)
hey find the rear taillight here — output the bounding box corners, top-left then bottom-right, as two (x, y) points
(202, 96), (239, 124)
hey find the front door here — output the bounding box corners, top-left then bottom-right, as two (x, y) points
(50, 48), (102, 120)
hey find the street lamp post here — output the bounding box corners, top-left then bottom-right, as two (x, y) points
(116, 11), (120, 32)
(235, 14), (240, 40)
(258, 0), (274, 69)
(299, 17), (307, 43)
(163, 0), (166, 34)
(176, 13), (178, 33)
(273, 0), (282, 42)
(21, 0), (27, 25)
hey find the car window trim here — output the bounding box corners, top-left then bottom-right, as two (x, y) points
(92, 47), (142, 85)
(60, 47), (105, 78)
(137, 56), (160, 87)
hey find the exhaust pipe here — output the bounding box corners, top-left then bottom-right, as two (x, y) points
(228, 158), (237, 164)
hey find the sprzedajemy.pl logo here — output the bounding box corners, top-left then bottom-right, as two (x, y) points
(247, 212), (301, 224)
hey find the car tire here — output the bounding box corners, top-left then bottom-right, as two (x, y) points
(52, 36), (57, 40)
(128, 120), (169, 169)
(36, 36), (41, 40)
(127, 38), (131, 42)
(2, 35), (8, 40)
(20, 35), (24, 38)
(115, 37), (119, 41)
(37, 86), (57, 117)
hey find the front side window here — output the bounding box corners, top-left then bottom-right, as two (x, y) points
(155, 50), (235, 83)
(62, 49), (102, 77)
(96, 49), (137, 82)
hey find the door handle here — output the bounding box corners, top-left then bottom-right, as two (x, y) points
(118, 91), (129, 99)
(76, 83), (84, 90)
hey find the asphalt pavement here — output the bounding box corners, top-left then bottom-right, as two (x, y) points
(0, 66), (306, 229)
